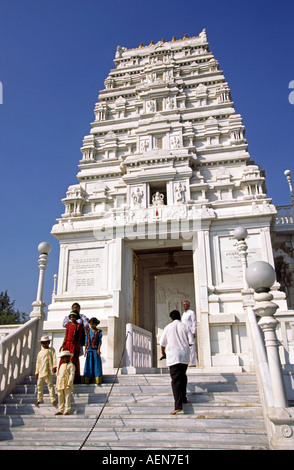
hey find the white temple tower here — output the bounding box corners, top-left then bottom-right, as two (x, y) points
(44, 31), (289, 373)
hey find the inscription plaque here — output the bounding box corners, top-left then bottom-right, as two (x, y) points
(219, 234), (262, 283)
(66, 248), (104, 293)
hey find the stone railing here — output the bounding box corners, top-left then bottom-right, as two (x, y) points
(0, 324), (21, 340)
(275, 204), (294, 227)
(122, 323), (153, 373)
(0, 242), (51, 403)
(244, 301), (294, 450)
(234, 225), (294, 449)
(0, 317), (39, 402)
(275, 312), (294, 402)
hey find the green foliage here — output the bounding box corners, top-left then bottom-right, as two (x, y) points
(0, 291), (28, 325)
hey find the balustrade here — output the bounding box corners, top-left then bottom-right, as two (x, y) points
(276, 205), (294, 226)
(0, 318), (39, 402)
(123, 323), (153, 372)
(0, 242), (51, 403)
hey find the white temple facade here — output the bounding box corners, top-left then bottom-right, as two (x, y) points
(44, 31), (294, 377)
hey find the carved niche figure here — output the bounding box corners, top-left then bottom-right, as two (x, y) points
(174, 183), (186, 203)
(131, 187), (144, 207)
(140, 139), (150, 153)
(146, 100), (155, 113)
(170, 135), (180, 149)
(152, 191), (165, 206)
(146, 72), (157, 84)
(166, 96), (175, 110)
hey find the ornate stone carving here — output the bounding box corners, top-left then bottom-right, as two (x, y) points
(152, 191), (165, 206)
(174, 183), (186, 203)
(281, 424), (293, 438)
(131, 187), (144, 207)
(62, 185), (86, 218)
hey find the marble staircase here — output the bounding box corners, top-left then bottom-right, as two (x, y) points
(0, 371), (270, 450)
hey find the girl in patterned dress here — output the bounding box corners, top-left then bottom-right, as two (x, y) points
(84, 317), (103, 384)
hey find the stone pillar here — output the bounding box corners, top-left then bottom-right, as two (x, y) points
(193, 229), (211, 368)
(30, 242), (51, 367)
(233, 226), (249, 290)
(253, 290), (288, 408)
(246, 261), (288, 408)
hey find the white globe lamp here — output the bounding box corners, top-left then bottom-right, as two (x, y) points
(245, 261), (276, 292)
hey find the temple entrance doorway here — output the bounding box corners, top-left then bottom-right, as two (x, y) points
(155, 272), (195, 367)
(133, 247), (195, 367)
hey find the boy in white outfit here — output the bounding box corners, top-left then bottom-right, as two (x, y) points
(55, 350), (76, 415)
(34, 335), (57, 406)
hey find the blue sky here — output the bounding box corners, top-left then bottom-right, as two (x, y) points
(0, 0), (293, 316)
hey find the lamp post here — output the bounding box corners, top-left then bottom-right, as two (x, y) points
(35, 242), (51, 303)
(30, 242), (51, 315)
(233, 226), (249, 290)
(245, 261), (288, 408)
(284, 169), (294, 206)
(30, 242), (51, 359)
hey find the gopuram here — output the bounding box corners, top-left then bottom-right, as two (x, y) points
(44, 31), (294, 382)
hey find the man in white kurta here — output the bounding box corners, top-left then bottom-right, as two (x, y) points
(160, 310), (194, 414)
(181, 300), (197, 366)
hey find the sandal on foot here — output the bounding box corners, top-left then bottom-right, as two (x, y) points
(170, 409), (183, 415)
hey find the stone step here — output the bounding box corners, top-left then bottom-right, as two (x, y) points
(0, 441), (269, 450)
(5, 375), (260, 400)
(0, 411), (269, 446)
(10, 382), (260, 395)
(0, 372), (270, 450)
(0, 426), (268, 440)
(0, 414), (267, 430)
(0, 428), (269, 450)
(0, 388), (262, 406)
(22, 372), (259, 384)
(0, 400), (264, 413)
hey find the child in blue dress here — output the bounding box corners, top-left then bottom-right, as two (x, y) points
(84, 317), (103, 384)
